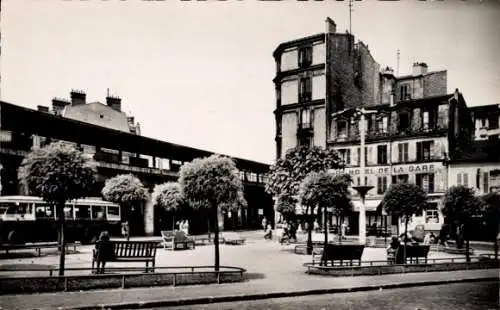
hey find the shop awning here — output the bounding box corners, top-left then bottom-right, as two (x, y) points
(352, 199), (382, 212)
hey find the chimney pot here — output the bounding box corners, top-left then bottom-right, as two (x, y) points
(106, 96), (122, 112)
(412, 62), (429, 76)
(70, 90), (86, 106)
(325, 17), (336, 34)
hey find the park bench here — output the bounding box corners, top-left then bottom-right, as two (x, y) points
(0, 241), (80, 256)
(91, 240), (157, 273)
(312, 244), (365, 266)
(161, 230), (195, 250)
(388, 244), (430, 264)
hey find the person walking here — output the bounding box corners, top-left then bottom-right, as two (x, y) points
(262, 217), (268, 232)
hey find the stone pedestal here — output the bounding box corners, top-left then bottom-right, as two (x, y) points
(143, 198), (154, 236)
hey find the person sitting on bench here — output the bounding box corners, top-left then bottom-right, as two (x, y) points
(264, 224), (273, 240)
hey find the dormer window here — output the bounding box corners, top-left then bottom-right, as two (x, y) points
(400, 84), (411, 101)
(337, 120), (348, 139)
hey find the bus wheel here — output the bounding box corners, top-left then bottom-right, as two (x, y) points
(8, 230), (24, 245)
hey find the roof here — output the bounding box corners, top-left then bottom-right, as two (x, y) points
(396, 70), (447, 81)
(0, 101), (270, 173)
(469, 103), (500, 113)
(61, 102), (132, 132)
(272, 33), (325, 59)
(450, 140), (500, 164)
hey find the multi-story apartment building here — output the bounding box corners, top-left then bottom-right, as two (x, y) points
(273, 18), (474, 236)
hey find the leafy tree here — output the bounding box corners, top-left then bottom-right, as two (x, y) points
(266, 146), (344, 253)
(179, 155), (245, 271)
(275, 194), (297, 222)
(481, 192), (500, 260)
(380, 183), (428, 263)
(102, 174), (149, 239)
(18, 141), (96, 275)
(152, 182), (186, 231)
(299, 172), (352, 259)
(442, 185), (484, 262)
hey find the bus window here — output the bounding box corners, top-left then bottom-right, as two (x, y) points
(91, 206), (107, 220)
(74, 205), (91, 219)
(107, 206), (120, 220)
(64, 205), (74, 220)
(7, 203), (32, 216)
(35, 204), (55, 219)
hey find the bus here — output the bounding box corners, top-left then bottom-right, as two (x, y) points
(0, 196), (122, 245)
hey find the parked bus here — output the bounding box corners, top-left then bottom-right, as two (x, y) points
(0, 196), (121, 245)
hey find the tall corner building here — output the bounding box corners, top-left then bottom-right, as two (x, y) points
(272, 18), (479, 237)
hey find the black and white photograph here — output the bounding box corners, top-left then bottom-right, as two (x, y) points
(0, 0), (499, 309)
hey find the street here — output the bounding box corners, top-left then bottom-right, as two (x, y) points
(154, 281), (499, 310)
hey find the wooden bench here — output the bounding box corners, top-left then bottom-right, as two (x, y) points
(161, 230), (195, 250)
(312, 244), (365, 266)
(390, 244), (430, 264)
(92, 240), (157, 273)
(0, 242), (80, 256)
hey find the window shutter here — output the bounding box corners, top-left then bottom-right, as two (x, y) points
(429, 174), (435, 193)
(457, 173), (462, 185)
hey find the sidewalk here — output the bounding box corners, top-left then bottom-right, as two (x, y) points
(0, 269), (498, 310)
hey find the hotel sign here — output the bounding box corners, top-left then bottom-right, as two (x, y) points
(332, 163), (441, 176)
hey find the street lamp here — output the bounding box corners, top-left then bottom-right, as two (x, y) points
(332, 107), (376, 245)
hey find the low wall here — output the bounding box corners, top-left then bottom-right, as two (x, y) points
(304, 260), (499, 277)
(0, 266), (246, 295)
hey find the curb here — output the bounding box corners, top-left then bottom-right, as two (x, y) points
(55, 276), (498, 310)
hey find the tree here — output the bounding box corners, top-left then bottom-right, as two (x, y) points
(299, 172), (352, 260)
(152, 182), (186, 231)
(275, 194), (297, 222)
(18, 141), (96, 275)
(481, 192), (500, 260)
(179, 155), (245, 271)
(266, 146), (344, 253)
(380, 183), (428, 264)
(102, 174), (149, 239)
(442, 185), (484, 262)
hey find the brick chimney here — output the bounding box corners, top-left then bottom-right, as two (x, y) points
(325, 17), (336, 34)
(52, 98), (71, 115)
(106, 96), (122, 112)
(412, 62), (428, 76)
(70, 90), (86, 106)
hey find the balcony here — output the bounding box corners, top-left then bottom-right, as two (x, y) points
(297, 122), (313, 138)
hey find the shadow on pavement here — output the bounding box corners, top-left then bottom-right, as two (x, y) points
(244, 272), (266, 281)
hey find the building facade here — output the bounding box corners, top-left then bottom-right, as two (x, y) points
(0, 94), (273, 237)
(273, 18), (476, 236)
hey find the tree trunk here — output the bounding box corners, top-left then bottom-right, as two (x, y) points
(404, 216), (408, 265)
(57, 202), (66, 276)
(212, 202), (220, 272)
(207, 219), (211, 240)
(337, 214), (341, 244)
(494, 214), (499, 261)
(172, 214), (175, 231)
(306, 206), (313, 255)
(322, 205), (328, 266)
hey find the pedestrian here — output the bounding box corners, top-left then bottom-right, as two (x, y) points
(262, 217), (267, 231)
(341, 222), (347, 240)
(94, 231), (115, 274)
(264, 224), (273, 240)
(121, 221), (130, 241)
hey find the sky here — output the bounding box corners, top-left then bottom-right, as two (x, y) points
(1, 0), (499, 164)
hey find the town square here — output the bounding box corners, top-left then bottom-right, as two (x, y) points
(0, 0), (499, 309)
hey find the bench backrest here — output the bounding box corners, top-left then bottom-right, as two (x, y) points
(321, 244), (365, 262)
(397, 245), (430, 258)
(161, 230), (175, 240)
(111, 241), (158, 258)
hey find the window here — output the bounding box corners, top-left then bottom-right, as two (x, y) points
(398, 113), (410, 132)
(298, 46), (312, 68)
(376, 116), (388, 133)
(357, 177), (361, 186)
(392, 174), (409, 184)
(398, 143), (409, 163)
(417, 141), (433, 161)
(92, 206), (107, 220)
(377, 176), (388, 195)
(107, 206), (120, 217)
(299, 77), (312, 102)
(299, 137), (312, 148)
(64, 204), (74, 220)
(35, 204), (55, 219)
(300, 109), (311, 129)
(400, 84), (411, 100)
(416, 173), (435, 193)
(457, 173), (469, 187)
(339, 149), (351, 165)
(483, 172), (489, 194)
(422, 109), (436, 130)
(356, 147), (361, 165)
(337, 121), (348, 139)
(425, 203), (439, 224)
(377, 145), (388, 165)
(74, 205), (91, 219)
